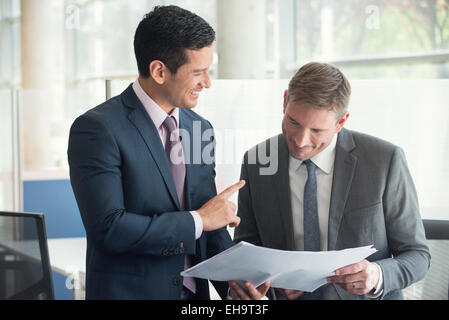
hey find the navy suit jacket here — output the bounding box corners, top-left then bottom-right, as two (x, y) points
(68, 84), (233, 299)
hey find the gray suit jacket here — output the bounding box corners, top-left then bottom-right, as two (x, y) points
(235, 128), (430, 300)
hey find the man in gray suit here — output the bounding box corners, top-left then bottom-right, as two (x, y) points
(230, 62), (430, 300)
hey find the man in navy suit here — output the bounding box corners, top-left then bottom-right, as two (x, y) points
(68, 5), (249, 300)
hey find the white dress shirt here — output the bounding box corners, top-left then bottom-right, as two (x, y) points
(289, 134), (337, 252)
(288, 133), (383, 298)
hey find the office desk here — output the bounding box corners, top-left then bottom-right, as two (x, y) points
(47, 237), (86, 300)
(0, 237), (86, 299)
(46, 237), (222, 300)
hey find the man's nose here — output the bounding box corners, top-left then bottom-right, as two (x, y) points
(295, 128), (311, 147)
(201, 71), (211, 89)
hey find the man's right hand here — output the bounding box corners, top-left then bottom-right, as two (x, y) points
(197, 180), (245, 231)
(229, 280), (271, 300)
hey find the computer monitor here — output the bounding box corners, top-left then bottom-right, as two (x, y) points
(0, 211), (54, 300)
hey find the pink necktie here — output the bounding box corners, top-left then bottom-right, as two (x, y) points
(162, 116), (196, 294)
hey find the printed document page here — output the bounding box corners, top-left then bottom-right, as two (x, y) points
(181, 242), (377, 292)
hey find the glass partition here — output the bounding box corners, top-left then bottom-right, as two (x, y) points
(0, 88), (14, 211)
(108, 79), (449, 221)
(19, 84), (105, 174)
(16, 78), (449, 219)
(346, 79), (449, 220)
(197, 79), (449, 221)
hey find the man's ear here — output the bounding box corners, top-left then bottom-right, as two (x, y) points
(336, 112), (350, 133)
(283, 90), (288, 114)
(149, 60), (168, 85)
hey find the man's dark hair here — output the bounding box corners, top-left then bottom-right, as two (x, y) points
(134, 5), (215, 77)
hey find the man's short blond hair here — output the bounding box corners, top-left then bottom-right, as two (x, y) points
(286, 62), (351, 119)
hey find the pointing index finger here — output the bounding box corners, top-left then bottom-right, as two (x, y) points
(220, 180), (246, 199)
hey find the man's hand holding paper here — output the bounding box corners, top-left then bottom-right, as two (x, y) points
(229, 280), (271, 300)
(327, 259), (381, 296)
(228, 256), (381, 300)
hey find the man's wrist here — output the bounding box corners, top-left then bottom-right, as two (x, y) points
(366, 262), (383, 298)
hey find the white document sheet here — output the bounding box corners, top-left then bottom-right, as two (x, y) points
(181, 242), (377, 292)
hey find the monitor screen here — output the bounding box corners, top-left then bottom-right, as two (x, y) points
(0, 211), (53, 300)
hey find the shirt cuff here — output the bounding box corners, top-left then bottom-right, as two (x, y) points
(366, 262), (383, 298)
(190, 211), (203, 240)
(227, 288), (233, 300)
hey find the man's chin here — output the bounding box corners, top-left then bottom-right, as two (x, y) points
(287, 148), (305, 160)
(180, 101), (198, 109)
(291, 153), (308, 161)
(287, 145), (311, 161)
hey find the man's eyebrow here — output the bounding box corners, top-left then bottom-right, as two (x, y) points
(192, 68), (207, 73)
(287, 114), (301, 125)
(287, 114), (325, 131)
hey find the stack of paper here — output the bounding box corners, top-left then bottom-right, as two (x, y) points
(181, 242), (377, 292)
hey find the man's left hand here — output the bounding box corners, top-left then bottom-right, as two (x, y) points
(327, 259), (380, 295)
(229, 280), (270, 300)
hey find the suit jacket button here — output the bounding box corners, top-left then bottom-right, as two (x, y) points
(174, 248), (180, 254)
(173, 277), (182, 286)
(162, 249), (169, 256)
(180, 248), (185, 254)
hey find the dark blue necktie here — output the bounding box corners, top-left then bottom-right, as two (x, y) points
(303, 159), (320, 252)
(301, 159), (326, 300)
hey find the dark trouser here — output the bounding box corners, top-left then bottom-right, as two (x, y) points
(180, 286), (196, 300)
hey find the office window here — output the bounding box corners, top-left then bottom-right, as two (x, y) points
(274, 0), (449, 79)
(0, 0), (21, 87)
(63, 0), (218, 120)
(68, 0), (148, 81)
(67, 0), (217, 84)
(0, 0), (19, 210)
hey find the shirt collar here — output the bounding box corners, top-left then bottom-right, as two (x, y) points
(290, 133), (337, 175)
(132, 79), (180, 129)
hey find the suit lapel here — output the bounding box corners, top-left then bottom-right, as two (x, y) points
(271, 134), (296, 251)
(179, 109), (195, 210)
(328, 128), (357, 250)
(121, 85), (181, 210)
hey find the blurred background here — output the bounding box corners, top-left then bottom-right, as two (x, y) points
(0, 0), (448, 299)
